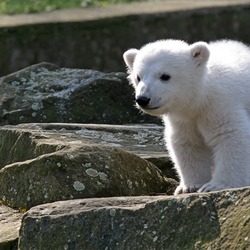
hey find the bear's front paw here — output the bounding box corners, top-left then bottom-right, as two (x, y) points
(198, 181), (231, 192)
(174, 184), (202, 195)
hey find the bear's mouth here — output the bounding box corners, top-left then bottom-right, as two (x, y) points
(138, 105), (161, 112)
(139, 103), (168, 116)
(140, 106), (164, 116)
(144, 106), (160, 110)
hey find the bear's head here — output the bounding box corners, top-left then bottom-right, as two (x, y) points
(123, 39), (210, 116)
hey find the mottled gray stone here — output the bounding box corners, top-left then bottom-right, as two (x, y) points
(0, 62), (159, 125)
(0, 123), (177, 210)
(18, 187), (250, 250)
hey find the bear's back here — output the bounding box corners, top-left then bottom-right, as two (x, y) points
(208, 40), (250, 70)
(206, 40), (250, 110)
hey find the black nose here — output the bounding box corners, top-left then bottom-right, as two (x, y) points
(136, 96), (150, 107)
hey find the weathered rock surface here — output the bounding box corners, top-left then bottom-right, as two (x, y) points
(0, 62), (249, 249)
(18, 188), (250, 249)
(0, 62), (159, 125)
(0, 123), (176, 210)
(0, 204), (22, 250)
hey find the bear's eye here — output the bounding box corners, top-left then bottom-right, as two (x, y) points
(160, 74), (171, 81)
(137, 75), (141, 82)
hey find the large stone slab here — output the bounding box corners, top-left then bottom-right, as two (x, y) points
(18, 187), (250, 249)
(0, 62), (159, 125)
(0, 123), (177, 210)
(0, 122), (171, 170)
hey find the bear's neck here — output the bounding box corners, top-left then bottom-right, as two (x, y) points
(169, 77), (208, 119)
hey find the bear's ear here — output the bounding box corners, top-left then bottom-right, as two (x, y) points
(189, 42), (210, 66)
(123, 49), (138, 70)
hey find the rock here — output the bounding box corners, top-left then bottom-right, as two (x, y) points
(0, 203), (22, 250)
(0, 59), (248, 249)
(18, 187), (250, 249)
(0, 62), (159, 125)
(0, 123), (177, 210)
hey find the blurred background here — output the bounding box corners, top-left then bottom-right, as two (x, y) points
(0, 0), (249, 76)
(0, 0), (142, 14)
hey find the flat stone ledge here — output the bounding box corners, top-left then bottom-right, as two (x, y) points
(18, 187), (250, 249)
(9, 122), (167, 159)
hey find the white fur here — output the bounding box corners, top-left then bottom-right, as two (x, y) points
(123, 39), (250, 194)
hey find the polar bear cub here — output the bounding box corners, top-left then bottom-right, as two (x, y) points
(123, 39), (250, 194)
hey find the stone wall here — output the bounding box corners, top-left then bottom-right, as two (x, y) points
(0, 4), (250, 76)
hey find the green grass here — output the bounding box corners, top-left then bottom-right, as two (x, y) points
(0, 0), (146, 15)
